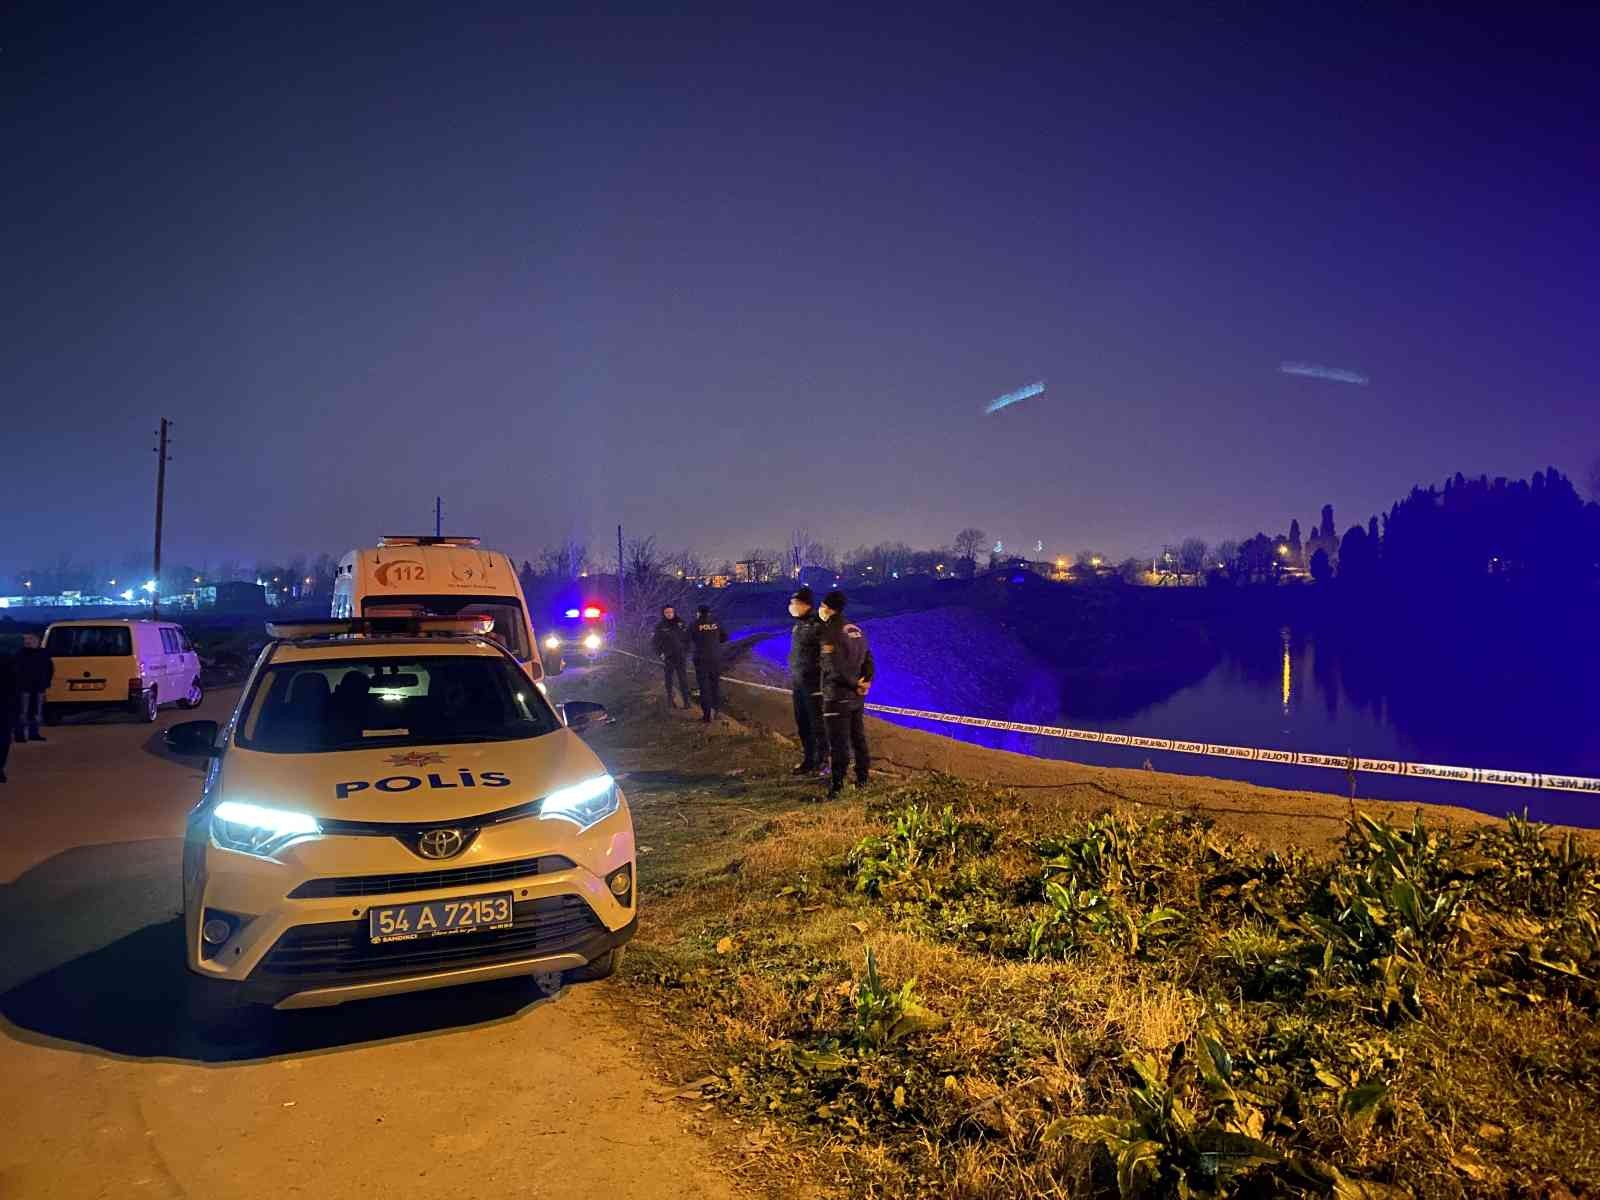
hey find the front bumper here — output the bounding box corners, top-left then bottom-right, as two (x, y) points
(186, 802), (635, 1009)
(264, 910), (636, 1009)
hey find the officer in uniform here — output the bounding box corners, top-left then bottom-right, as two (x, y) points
(817, 590), (874, 799)
(651, 606), (691, 708)
(689, 604), (728, 722)
(787, 587), (827, 774)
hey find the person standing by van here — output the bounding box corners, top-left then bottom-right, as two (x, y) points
(14, 633), (53, 742)
(817, 590), (874, 799)
(651, 606), (691, 709)
(689, 605), (728, 722)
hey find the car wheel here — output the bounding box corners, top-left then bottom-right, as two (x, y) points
(141, 686), (159, 723)
(179, 678), (203, 709)
(565, 945), (625, 983)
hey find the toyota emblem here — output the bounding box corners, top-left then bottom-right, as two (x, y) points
(416, 828), (466, 860)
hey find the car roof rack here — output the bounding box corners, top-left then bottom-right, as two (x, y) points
(266, 615), (496, 641)
(376, 535), (482, 548)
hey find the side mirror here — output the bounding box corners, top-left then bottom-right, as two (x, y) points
(560, 701), (614, 735)
(165, 719), (222, 757)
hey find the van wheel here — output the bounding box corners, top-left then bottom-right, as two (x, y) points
(134, 686), (159, 723)
(566, 945), (625, 983)
(179, 678), (203, 709)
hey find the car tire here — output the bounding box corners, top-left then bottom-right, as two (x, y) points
(179, 678), (203, 709)
(565, 945), (625, 983)
(137, 686), (159, 723)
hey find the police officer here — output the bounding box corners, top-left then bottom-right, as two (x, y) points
(651, 605), (692, 709)
(689, 604), (728, 722)
(787, 586), (827, 774)
(817, 590), (874, 799)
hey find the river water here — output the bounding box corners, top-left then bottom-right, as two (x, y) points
(749, 618), (1600, 827)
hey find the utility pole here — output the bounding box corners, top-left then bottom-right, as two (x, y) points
(617, 524), (625, 626)
(435, 496), (443, 537)
(152, 418), (171, 619)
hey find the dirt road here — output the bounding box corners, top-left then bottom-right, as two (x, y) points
(0, 689), (738, 1200)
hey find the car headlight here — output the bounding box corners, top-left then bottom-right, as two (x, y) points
(583, 633), (602, 650)
(211, 800), (321, 858)
(544, 635), (561, 650)
(538, 774), (619, 831)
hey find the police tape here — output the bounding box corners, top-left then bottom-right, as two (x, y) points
(602, 649), (1600, 795)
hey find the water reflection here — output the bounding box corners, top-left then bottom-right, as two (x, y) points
(1281, 629), (1292, 716)
(750, 618), (1600, 826)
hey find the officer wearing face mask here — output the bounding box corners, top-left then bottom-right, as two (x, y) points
(786, 587), (827, 774)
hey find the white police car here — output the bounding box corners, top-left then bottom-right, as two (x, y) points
(165, 617), (635, 1020)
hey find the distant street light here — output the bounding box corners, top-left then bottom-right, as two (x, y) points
(120, 588), (134, 601)
(23, 580), (31, 589)
(142, 580), (157, 594)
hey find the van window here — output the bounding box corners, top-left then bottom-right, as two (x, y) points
(178, 630), (194, 653)
(160, 629), (180, 654)
(47, 626), (133, 657)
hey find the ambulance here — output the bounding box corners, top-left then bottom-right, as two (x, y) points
(166, 615), (635, 1022)
(332, 537), (543, 681)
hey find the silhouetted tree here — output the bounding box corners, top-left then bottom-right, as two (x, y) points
(1367, 514), (1380, 546)
(1288, 519), (1302, 561)
(1320, 505), (1336, 540)
(1338, 525), (1376, 584)
(953, 528), (986, 577)
(1238, 534), (1277, 583)
(1309, 547), (1332, 584)
(1178, 537), (1209, 577)
(1214, 539), (1241, 583)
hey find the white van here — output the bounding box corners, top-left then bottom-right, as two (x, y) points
(44, 619), (204, 723)
(332, 537), (544, 681)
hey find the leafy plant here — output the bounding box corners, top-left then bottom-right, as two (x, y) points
(851, 946), (943, 1048)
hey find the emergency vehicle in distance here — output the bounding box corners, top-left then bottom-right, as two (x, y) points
(539, 592), (612, 675)
(333, 537), (544, 682)
(166, 614), (635, 1022)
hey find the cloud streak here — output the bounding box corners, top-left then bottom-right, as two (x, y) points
(1281, 361), (1370, 385)
(985, 380), (1047, 414)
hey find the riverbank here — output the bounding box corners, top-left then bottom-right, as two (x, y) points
(574, 659), (1600, 1198)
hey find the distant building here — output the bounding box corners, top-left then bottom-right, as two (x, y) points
(202, 581), (267, 612)
(734, 559), (774, 584)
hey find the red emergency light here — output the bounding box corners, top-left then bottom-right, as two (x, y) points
(583, 606), (603, 619)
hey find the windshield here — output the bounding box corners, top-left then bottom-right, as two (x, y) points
(237, 654), (560, 754)
(362, 595), (532, 661)
(46, 626), (133, 657)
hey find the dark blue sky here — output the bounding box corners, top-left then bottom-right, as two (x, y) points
(5, 4), (1596, 574)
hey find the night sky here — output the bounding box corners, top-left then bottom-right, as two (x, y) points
(5, 4), (1596, 574)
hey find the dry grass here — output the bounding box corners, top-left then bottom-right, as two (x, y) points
(577, 663), (1600, 1199)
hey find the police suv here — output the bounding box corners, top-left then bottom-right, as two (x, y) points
(165, 616), (635, 1021)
